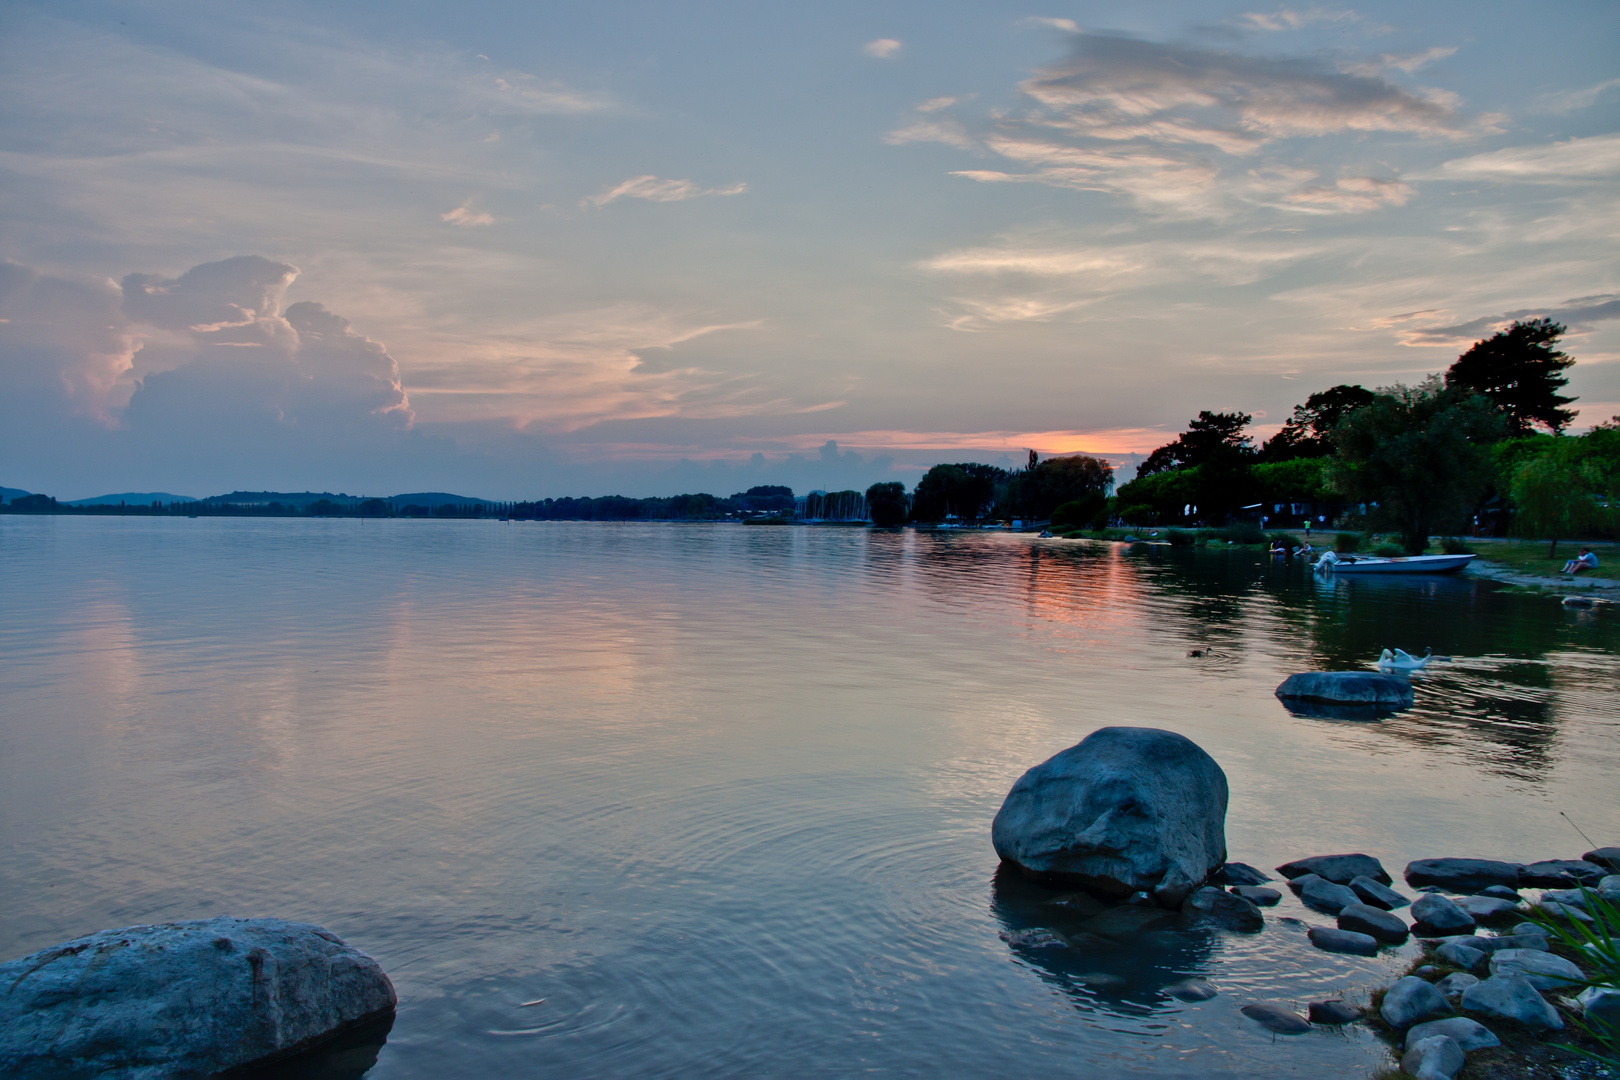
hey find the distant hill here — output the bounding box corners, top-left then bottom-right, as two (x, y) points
(389, 492), (494, 507)
(66, 492), (197, 506)
(2, 486), (31, 504)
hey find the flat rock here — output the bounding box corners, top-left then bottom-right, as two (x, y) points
(1277, 853), (1392, 885)
(1401, 1034), (1465, 1080)
(992, 727), (1229, 906)
(1490, 948), (1585, 991)
(0, 917), (396, 1080)
(1182, 887), (1264, 932)
(1477, 885), (1519, 901)
(1350, 875), (1409, 909)
(1405, 859), (1525, 892)
(1230, 885), (1281, 906)
(1309, 925), (1379, 956)
(1275, 672), (1414, 714)
(1539, 899), (1595, 924)
(1411, 893), (1475, 935)
(1433, 973), (1478, 1001)
(1300, 876), (1361, 915)
(1339, 902), (1408, 944)
(1434, 940), (1485, 970)
(1461, 974), (1563, 1030)
(1308, 999), (1361, 1025)
(1163, 978), (1218, 1002)
(1241, 1002), (1311, 1035)
(1381, 976), (1452, 1029)
(1520, 859), (1606, 887)
(1214, 862), (1271, 886)
(1405, 1016), (1501, 1052)
(1453, 895), (1519, 920)
(1583, 847), (1620, 873)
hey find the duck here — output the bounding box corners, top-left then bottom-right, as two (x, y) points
(1377, 647), (1433, 670)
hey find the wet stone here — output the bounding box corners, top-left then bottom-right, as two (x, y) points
(1277, 853), (1391, 886)
(1182, 886), (1264, 932)
(1434, 940), (1485, 970)
(1301, 876), (1361, 915)
(1405, 859), (1524, 892)
(1583, 847), (1620, 873)
(1489, 948), (1585, 991)
(1308, 999), (1360, 1025)
(1477, 885), (1519, 901)
(1000, 928), (1067, 950)
(1520, 859), (1606, 888)
(1338, 902), (1409, 944)
(1453, 895), (1518, 921)
(1163, 978), (1217, 1002)
(1411, 893), (1475, 935)
(1241, 1002), (1312, 1035)
(1308, 926), (1379, 956)
(1350, 875), (1409, 910)
(1215, 862), (1271, 886)
(1230, 885), (1281, 906)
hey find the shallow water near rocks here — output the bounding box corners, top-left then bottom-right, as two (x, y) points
(3, 519), (1617, 1077)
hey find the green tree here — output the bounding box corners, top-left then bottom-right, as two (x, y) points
(1445, 317), (1577, 435)
(911, 463), (1006, 522)
(1510, 440), (1607, 556)
(865, 482), (907, 526)
(1330, 377), (1505, 554)
(1259, 385), (1376, 461)
(1005, 453), (1113, 521)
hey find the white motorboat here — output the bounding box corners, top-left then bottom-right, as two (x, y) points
(1314, 551), (1475, 574)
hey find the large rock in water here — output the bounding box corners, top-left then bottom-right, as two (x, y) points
(0, 917), (396, 1080)
(991, 727), (1228, 906)
(1274, 672), (1413, 715)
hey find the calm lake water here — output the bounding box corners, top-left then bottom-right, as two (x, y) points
(3, 518), (1618, 1077)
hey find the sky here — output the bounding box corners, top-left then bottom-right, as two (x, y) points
(1, 0), (1617, 500)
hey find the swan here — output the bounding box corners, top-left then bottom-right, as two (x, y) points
(1377, 647), (1433, 670)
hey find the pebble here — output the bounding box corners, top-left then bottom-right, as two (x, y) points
(1461, 973), (1563, 1030)
(1300, 876), (1361, 915)
(1308, 925), (1379, 956)
(1380, 976), (1453, 1029)
(1489, 948), (1585, 991)
(1401, 1034), (1465, 1080)
(1163, 978), (1218, 1002)
(1433, 972), (1478, 1001)
(1339, 902), (1409, 944)
(1404, 1016), (1501, 1052)
(1230, 885), (1281, 906)
(1241, 1002), (1312, 1034)
(1349, 875), (1410, 910)
(1308, 999), (1360, 1025)
(1411, 893), (1475, 935)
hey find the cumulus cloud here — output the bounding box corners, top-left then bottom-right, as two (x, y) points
(1435, 133), (1620, 182)
(0, 262), (138, 422)
(888, 31), (1466, 216)
(442, 202), (495, 227)
(1395, 294), (1620, 347)
(863, 39), (902, 58)
(585, 175), (749, 207)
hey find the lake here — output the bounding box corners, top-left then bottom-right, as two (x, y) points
(2, 518), (1617, 1077)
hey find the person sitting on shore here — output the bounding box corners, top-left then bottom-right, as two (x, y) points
(1563, 548), (1599, 574)
(1270, 539), (1289, 556)
(1296, 542), (1313, 560)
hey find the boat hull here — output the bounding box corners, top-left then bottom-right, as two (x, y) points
(1322, 554), (1475, 574)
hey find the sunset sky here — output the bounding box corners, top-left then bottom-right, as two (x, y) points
(2, 0), (1617, 499)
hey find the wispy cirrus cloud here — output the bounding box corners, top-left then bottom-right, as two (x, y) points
(1237, 7), (1359, 32)
(441, 202), (495, 227)
(863, 39), (902, 59)
(585, 175), (748, 207)
(1393, 294), (1620, 348)
(1531, 77), (1620, 115)
(1433, 133), (1620, 182)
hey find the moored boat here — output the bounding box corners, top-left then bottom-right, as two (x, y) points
(1314, 551), (1475, 574)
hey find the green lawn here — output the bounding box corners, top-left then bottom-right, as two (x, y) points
(1460, 537), (1616, 580)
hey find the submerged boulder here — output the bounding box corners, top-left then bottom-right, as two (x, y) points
(1274, 672), (1413, 716)
(0, 917), (396, 1080)
(991, 727), (1228, 907)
